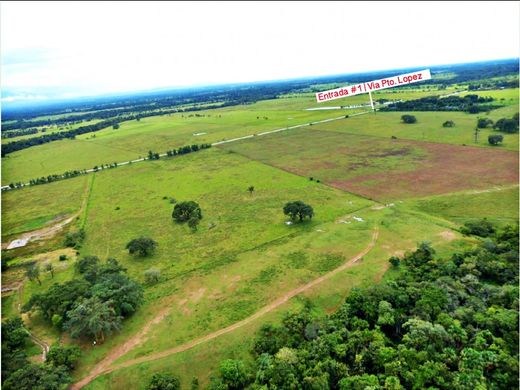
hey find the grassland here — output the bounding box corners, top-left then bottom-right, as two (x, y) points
(1, 84), (518, 390)
(405, 185), (519, 225)
(1, 86), (487, 185)
(1, 174), (88, 240)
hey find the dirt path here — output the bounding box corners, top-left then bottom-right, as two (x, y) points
(71, 227), (379, 389)
(4, 175), (93, 249)
(29, 332), (50, 362)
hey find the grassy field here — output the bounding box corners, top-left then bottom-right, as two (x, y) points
(312, 110), (519, 152)
(83, 204), (472, 389)
(1, 87), (486, 185)
(219, 128), (518, 201)
(1, 174), (88, 240)
(405, 185), (519, 225)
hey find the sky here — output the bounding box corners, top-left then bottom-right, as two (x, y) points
(1, 1), (519, 102)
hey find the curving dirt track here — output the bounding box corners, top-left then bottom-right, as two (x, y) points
(71, 227), (379, 389)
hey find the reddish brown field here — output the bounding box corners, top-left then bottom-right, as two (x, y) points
(220, 129), (518, 202)
(329, 141), (518, 201)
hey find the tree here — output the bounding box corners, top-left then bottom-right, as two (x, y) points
(172, 201), (202, 223)
(26, 264), (41, 285)
(22, 279), (91, 323)
(389, 256), (400, 267)
(112, 123), (120, 130)
(43, 262), (54, 278)
(2, 364), (71, 390)
(218, 359), (250, 389)
(91, 273), (143, 317)
(477, 118), (493, 128)
(248, 186), (255, 195)
(64, 296), (122, 343)
(126, 237), (158, 257)
(401, 114), (417, 124)
(494, 117), (519, 133)
(283, 201), (314, 222)
(46, 344), (81, 370)
(488, 134), (503, 145)
(144, 268), (161, 284)
(147, 372), (181, 390)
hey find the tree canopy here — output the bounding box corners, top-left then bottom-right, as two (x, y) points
(126, 237), (158, 257)
(172, 201), (202, 223)
(283, 201), (314, 222)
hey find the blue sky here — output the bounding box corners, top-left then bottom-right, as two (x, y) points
(1, 1), (519, 102)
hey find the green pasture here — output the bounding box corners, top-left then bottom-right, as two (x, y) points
(1, 86), (477, 185)
(84, 204), (472, 390)
(1, 174), (88, 240)
(312, 110), (519, 151)
(405, 185), (519, 225)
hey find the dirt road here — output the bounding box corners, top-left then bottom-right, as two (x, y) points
(71, 227), (379, 389)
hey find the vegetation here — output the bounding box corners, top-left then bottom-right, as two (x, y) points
(208, 222), (518, 389)
(488, 134), (504, 145)
(283, 201), (314, 222)
(493, 113), (519, 133)
(126, 237), (158, 257)
(172, 201), (203, 223)
(400, 114), (417, 124)
(442, 120), (455, 127)
(383, 94), (498, 114)
(23, 257), (143, 342)
(147, 373), (181, 390)
(1, 318), (75, 389)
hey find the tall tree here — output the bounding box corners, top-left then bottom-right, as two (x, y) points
(64, 297), (122, 343)
(283, 201), (314, 222)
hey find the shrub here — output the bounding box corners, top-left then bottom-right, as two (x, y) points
(401, 114), (417, 124)
(488, 134), (503, 145)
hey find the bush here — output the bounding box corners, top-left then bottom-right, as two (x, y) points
(126, 237), (158, 257)
(46, 344), (81, 370)
(477, 118), (493, 128)
(144, 268), (161, 284)
(59, 254), (68, 261)
(147, 373), (181, 390)
(442, 120), (455, 127)
(172, 201), (202, 223)
(401, 114), (417, 124)
(64, 229), (85, 248)
(488, 134), (504, 145)
(460, 218), (495, 237)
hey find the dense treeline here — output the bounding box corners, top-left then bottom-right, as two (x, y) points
(208, 222), (519, 389)
(1, 128), (39, 138)
(381, 94), (499, 113)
